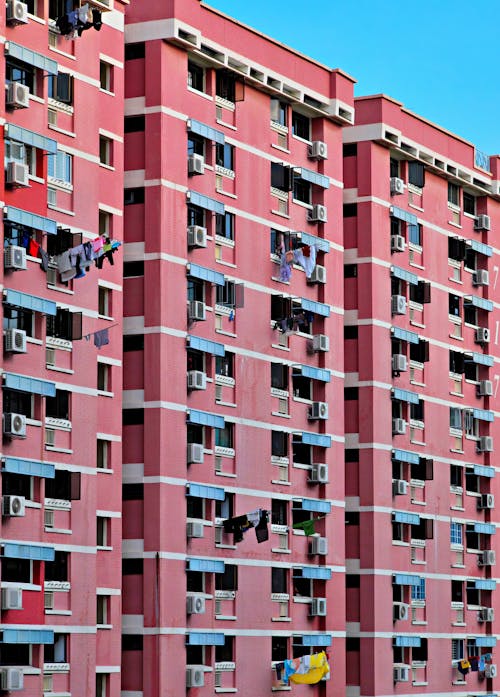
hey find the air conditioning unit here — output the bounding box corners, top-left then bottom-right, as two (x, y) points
(392, 479), (408, 496)
(4, 244), (26, 271)
(187, 370), (207, 391)
(474, 214), (491, 231)
(187, 225), (207, 248)
(393, 602), (409, 621)
(6, 81), (30, 109)
(4, 328), (27, 354)
(187, 521), (204, 539)
(3, 495), (26, 517)
(308, 204), (327, 223)
(477, 380), (493, 397)
(312, 334), (329, 352)
(475, 327), (490, 345)
(188, 301), (206, 321)
(477, 436), (494, 453)
(309, 536), (328, 556)
(391, 294), (407, 316)
(392, 354), (407, 374)
(3, 412), (27, 439)
(390, 177), (405, 195)
(392, 418), (406, 435)
(485, 664), (497, 678)
(479, 607), (495, 623)
(308, 264), (326, 284)
(1, 587), (22, 610)
(6, 161), (29, 187)
(308, 141), (328, 160)
(478, 493), (495, 510)
(393, 666), (409, 683)
(0, 667), (23, 691)
(473, 269), (489, 286)
(6, 0), (28, 24)
(309, 463), (328, 484)
(187, 594), (206, 615)
(309, 401), (328, 420)
(186, 667), (205, 688)
(309, 597), (327, 616)
(187, 443), (204, 464)
(188, 153), (205, 175)
(478, 550), (496, 567)
(391, 234), (406, 253)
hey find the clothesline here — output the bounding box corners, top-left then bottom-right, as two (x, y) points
(83, 323), (119, 349)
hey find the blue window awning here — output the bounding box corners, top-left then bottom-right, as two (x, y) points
(4, 123), (57, 154)
(187, 335), (225, 357)
(473, 522), (495, 535)
(2, 457), (55, 479)
(468, 239), (493, 257)
(4, 373), (56, 398)
(300, 297), (330, 317)
(187, 483), (225, 501)
(295, 167), (330, 189)
(392, 449), (420, 465)
(297, 231), (330, 253)
(393, 511), (420, 525)
(187, 263), (225, 286)
(473, 408), (494, 422)
(473, 464), (495, 478)
(300, 432), (331, 448)
(186, 632), (225, 646)
(390, 206), (418, 225)
(392, 388), (419, 405)
(465, 352), (494, 367)
(296, 567), (332, 580)
(2, 543), (55, 561)
(4, 206), (57, 235)
(187, 190), (224, 216)
(391, 326), (419, 344)
(475, 636), (497, 647)
(301, 498), (331, 514)
(187, 119), (224, 145)
(186, 558), (224, 573)
(475, 579), (497, 590)
(187, 409), (224, 429)
(1, 629), (54, 645)
(296, 365), (331, 383)
(391, 265), (418, 286)
(394, 635), (421, 648)
(393, 574), (422, 587)
(5, 42), (58, 75)
(301, 634), (331, 647)
(4, 289), (57, 316)
(464, 295), (493, 312)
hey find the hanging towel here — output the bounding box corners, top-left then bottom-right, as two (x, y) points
(293, 244), (317, 279)
(255, 509), (269, 543)
(94, 328), (109, 349)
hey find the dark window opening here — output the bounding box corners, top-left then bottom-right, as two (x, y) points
(124, 261), (144, 278)
(1, 558), (31, 583)
(188, 61), (204, 92)
(408, 162), (425, 188)
(272, 431), (288, 458)
(215, 564), (238, 591)
(344, 264), (357, 278)
(291, 111), (310, 140)
(122, 409), (144, 426)
(215, 637), (234, 663)
(125, 43), (145, 60)
(46, 390), (70, 420)
(123, 334), (144, 352)
(271, 499), (287, 526)
(463, 192), (476, 215)
(293, 178), (311, 205)
(344, 326), (358, 340)
(343, 204), (357, 218)
(272, 637), (288, 663)
(3, 307), (34, 337)
(48, 73), (73, 105)
(2, 473), (31, 499)
(6, 60), (35, 93)
(215, 143), (234, 170)
(344, 387), (358, 400)
(122, 635), (143, 651)
(45, 551), (68, 582)
(215, 212), (235, 240)
(3, 388), (33, 418)
(188, 134), (205, 157)
(187, 204), (205, 228)
(272, 567), (287, 594)
(122, 558), (143, 575)
(343, 143), (357, 158)
(215, 353), (234, 379)
(124, 116), (145, 133)
(124, 188), (145, 206)
(45, 470), (80, 501)
(46, 309), (82, 341)
(123, 484), (144, 501)
(271, 363), (288, 390)
(0, 643), (30, 666)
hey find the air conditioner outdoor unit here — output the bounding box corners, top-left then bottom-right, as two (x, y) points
(188, 301), (206, 321)
(187, 370), (207, 391)
(308, 264), (326, 284)
(474, 214), (491, 231)
(309, 597), (327, 616)
(1, 587), (22, 610)
(390, 177), (405, 195)
(473, 269), (489, 286)
(6, 81), (30, 109)
(309, 463), (328, 484)
(6, 0), (28, 24)
(485, 664), (497, 678)
(392, 354), (407, 374)
(392, 418), (406, 435)
(477, 436), (494, 453)
(312, 334), (329, 352)
(478, 493), (495, 510)
(391, 234), (406, 253)
(475, 327), (490, 344)
(4, 328), (27, 354)
(0, 667), (23, 691)
(309, 536), (328, 556)
(309, 401), (328, 420)
(4, 244), (26, 271)
(308, 204), (327, 223)
(187, 521), (204, 539)
(393, 666), (409, 683)
(6, 161), (29, 187)
(187, 443), (204, 464)
(391, 294), (407, 316)
(187, 225), (207, 248)
(3, 412), (27, 439)
(393, 602), (409, 621)
(479, 550), (496, 567)
(2, 495), (26, 517)
(186, 667), (205, 688)
(187, 594), (206, 615)
(479, 607), (495, 622)
(477, 380), (493, 397)
(392, 479), (408, 496)
(188, 153), (205, 175)
(308, 141), (328, 160)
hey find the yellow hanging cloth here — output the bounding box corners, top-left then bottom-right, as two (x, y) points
(289, 651), (330, 685)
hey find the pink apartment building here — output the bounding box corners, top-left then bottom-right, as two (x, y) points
(0, 1), (125, 695)
(122, 1), (353, 695)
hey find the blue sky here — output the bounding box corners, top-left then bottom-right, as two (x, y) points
(207, 0), (500, 156)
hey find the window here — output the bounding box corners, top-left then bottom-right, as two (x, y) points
(411, 518), (433, 541)
(186, 645), (204, 667)
(96, 674), (108, 697)
(464, 303), (477, 326)
(97, 596), (110, 626)
(98, 287), (111, 317)
(408, 223), (422, 246)
(215, 212), (235, 240)
(99, 61), (113, 92)
(97, 516), (110, 548)
(466, 524), (481, 551)
(187, 134), (204, 157)
(465, 469), (480, 494)
(409, 281), (431, 304)
(408, 162), (425, 188)
(215, 143), (234, 171)
(448, 237), (465, 262)
(344, 264), (358, 278)
(464, 359), (477, 382)
(450, 464), (462, 488)
(48, 151), (72, 185)
(124, 261), (144, 278)
(97, 439), (110, 469)
(463, 192), (476, 216)
(123, 409), (144, 426)
(3, 388), (33, 419)
(449, 294), (461, 317)
(215, 493), (233, 520)
(292, 569), (312, 598)
(463, 409), (477, 437)
(124, 115), (145, 133)
(48, 73), (73, 105)
(45, 470), (80, 501)
(2, 473), (32, 500)
(187, 279), (204, 303)
(410, 400), (424, 422)
(390, 158), (400, 178)
(123, 484), (144, 501)
(99, 210), (111, 236)
(464, 247), (476, 271)
(6, 60), (35, 93)
(187, 349), (205, 373)
(215, 353), (234, 379)
(215, 564), (238, 591)
(46, 309), (82, 341)
(45, 634), (67, 663)
(188, 61), (205, 92)
(344, 143), (357, 158)
(186, 496), (204, 520)
(3, 307), (34, 337)
(187, 423), (204, 446)
(293, 178), (311, 205)
(46, 390), (70, 420)
(97, 363), (111, 392)
(451, 579), (463, 602)
(449, 352), (464, 375)
(216, 281), (244, 309)
(270, 99), (287, 127)
(1, 557), (31, 583)
(448, 183), (460, 207)
(124, 335), (144, 352)
(291, 111), (310, 140)
(292, 370), (312, 400)
(450, 522), (463, 545)
(411, 578), (426, 601)
(271, 364), (288, 391)
(292, 437), (311, 465)
(271, 567), (287, 594)
(122, 558), (143, 575)
(124, 187), (145, 205)
(45, 551), (69, 582)
(466, 581), (480, 606)
(343, 204), (357, 218)
(451, 639), (464, 661)
(270, 163), (293, 192)
(187, 204), (205, 228)
(272, 637), (288, 662)
(99, 136), (113, 167)
(216, 70), (243, 103)
(49, 0), (65, 19)
(216, 637), (234, 664)
(271, 499), (287, 526)
(215, 424), (233, 449)
(271, 431), (287, 457)
(409, 340), (429, 363)
(345, 387), (359, 400)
